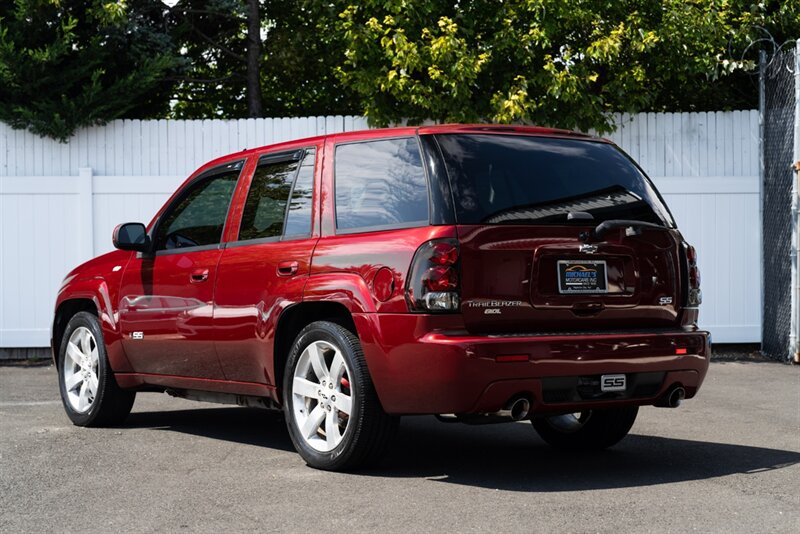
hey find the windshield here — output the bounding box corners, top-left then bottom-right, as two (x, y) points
(434, 134), (674, 227)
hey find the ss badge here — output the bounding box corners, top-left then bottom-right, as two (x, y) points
(600, 374), (626, 392)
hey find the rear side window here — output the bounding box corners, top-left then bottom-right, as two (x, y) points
(238, 149), (315, 242)
(334, 137), (428, 231)
(435, 134), (674, 226)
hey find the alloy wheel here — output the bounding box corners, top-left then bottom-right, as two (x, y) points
(62, 326), (100, 413)
(291, 340), (353, 452)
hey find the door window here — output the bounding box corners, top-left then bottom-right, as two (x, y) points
(154, 161), (242, 251)
(238, 149), (316, 241)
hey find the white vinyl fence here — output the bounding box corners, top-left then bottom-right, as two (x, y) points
(606, 111), (761, 344)
(0, 112), (759, 348)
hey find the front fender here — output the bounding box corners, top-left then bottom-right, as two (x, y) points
(54, 277), (132, 372)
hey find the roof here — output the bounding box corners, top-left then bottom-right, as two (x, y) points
(416, 123), (596, 139)
(195, 123), (607, 175)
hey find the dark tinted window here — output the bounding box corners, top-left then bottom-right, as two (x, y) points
(284, 149), (315, 237)
(435, 134), (674, 226)
(335, 137), (428, 231)
(239, 157), (298, 241)
(154, 161), (241, 250)
(238, 149), (315, 241)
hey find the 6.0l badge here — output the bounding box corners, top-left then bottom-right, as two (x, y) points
(467, 300), (525, 315)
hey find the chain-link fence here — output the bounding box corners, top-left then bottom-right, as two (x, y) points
(761, 46), (798, 362)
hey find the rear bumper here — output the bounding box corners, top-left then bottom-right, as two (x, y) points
(353, 313), (710, 415)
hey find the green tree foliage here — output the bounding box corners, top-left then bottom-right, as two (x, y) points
(335, 0), (800, 132)
(260, 0), (359, 117)
(1, 1), (797, 139)
(170, 0), (359, 119)
(0, 0), (181, 141)
(166, 0), (252, 118)
(0, 0), (357, 137)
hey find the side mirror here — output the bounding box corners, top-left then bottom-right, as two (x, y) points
(113, 223), (151, 252)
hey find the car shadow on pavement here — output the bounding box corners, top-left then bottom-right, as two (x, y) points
(120, 408), (799, 491)
(367, 416), (800, 492)
(125, 407), (295, 452)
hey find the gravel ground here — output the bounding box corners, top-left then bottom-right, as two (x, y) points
(710, 344), (773, 362)
(0, 359), (798, 533)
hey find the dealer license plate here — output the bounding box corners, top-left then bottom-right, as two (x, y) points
(557, 260), (608, 294)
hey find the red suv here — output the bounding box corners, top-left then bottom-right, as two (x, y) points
(53, 125), (709, 470)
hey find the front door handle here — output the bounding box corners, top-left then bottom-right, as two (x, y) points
(190, 268), (209, 283)
(277, 261), (299, 277)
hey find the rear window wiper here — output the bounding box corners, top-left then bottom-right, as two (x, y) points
(586, 219), (666, 241)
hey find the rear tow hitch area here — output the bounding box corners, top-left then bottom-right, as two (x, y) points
(654, 386), (686, 408)
(436, 396), (531, 424)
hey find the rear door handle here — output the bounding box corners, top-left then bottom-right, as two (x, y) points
(277, 261), (299, 277)
(190, 268), (209, 283)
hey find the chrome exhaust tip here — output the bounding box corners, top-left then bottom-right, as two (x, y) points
(437, 396), (532, 424)
(667, 387), (686, 408)
(506, 397), (531, 421)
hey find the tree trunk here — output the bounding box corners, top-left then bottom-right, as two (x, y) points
(246, 0), (263, 117)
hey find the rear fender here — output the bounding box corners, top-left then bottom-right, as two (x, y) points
(301, 274), (392, 404)
(302, 273), (377, 314)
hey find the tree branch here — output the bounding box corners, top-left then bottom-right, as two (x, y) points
(166, 74), (237, 84)
(181, 9), (244, 21)
(190, 23), (246, 62)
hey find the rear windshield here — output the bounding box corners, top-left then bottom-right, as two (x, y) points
(434, 134), (674, 226)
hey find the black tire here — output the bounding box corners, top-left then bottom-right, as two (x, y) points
(57, 311), (135, 427)
(532, 406), (639, 451)
(283, 321), (398, 471)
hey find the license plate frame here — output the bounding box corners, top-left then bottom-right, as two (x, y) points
(557, 260), (609, 294)
(600, 374), (627, 392)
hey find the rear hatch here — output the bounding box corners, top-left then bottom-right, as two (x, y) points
(432, 132), (683, 334)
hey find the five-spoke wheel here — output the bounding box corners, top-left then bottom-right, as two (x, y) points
(291, 340), (354, 452)
(62, 326), (100, 413)
(57, 312), (136, 426)
(283, 321), (398, 471)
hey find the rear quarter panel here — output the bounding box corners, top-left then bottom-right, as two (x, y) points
(308, 226), (457, 314)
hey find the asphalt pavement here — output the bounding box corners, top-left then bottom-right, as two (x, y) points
(1, 361), (798, 533)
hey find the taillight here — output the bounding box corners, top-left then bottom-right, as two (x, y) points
(685, 243), (702, 306)
(429, 242), (459, 265)
(686, 245), (697, 265)
(689, 266), (700, 288)
(406, 239), (460, 312)
(424, 266), (459, 291)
